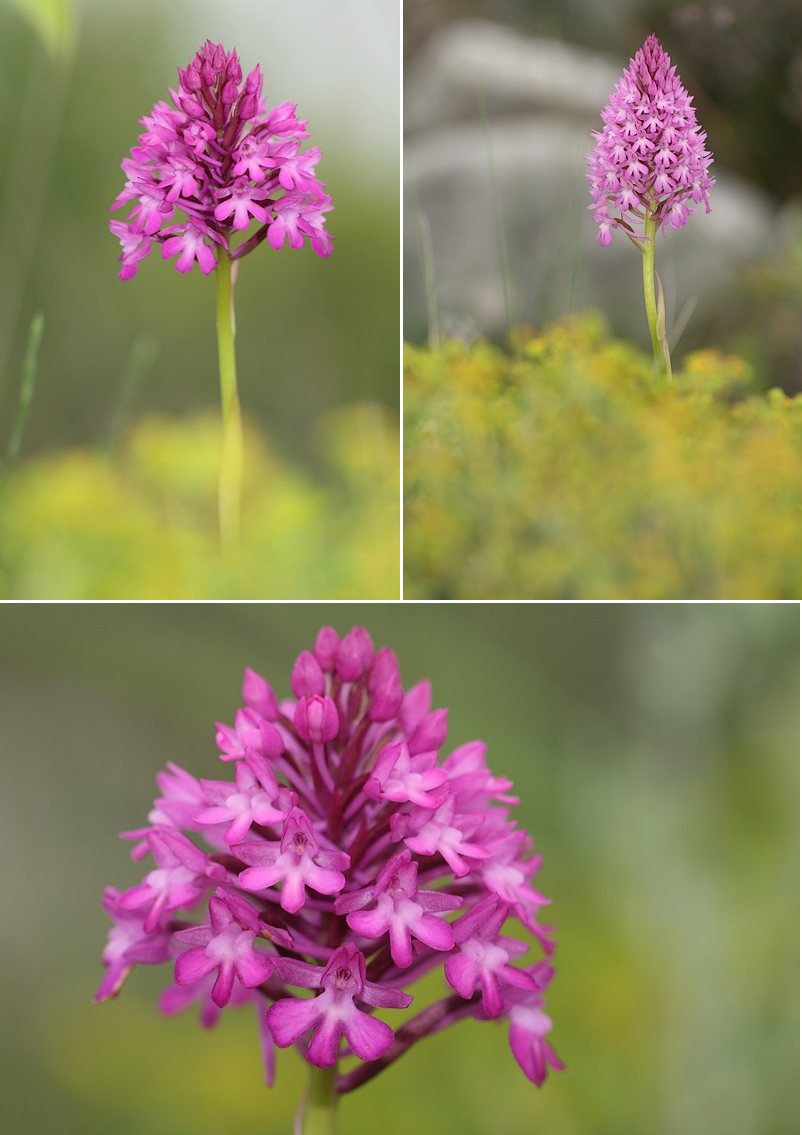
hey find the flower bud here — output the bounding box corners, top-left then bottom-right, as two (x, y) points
(369, 647), (403, 722)
(408, 707), (448, 756)
(242, 666), (279, 720)
(291, 650), (325, 698)
(314, 626), (340, 671)
(226, 53), (242, 84)
(336, 626), (374, 681)
(294, 694), (339, 744)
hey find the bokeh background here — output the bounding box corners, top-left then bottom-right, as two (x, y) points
(1, 602), (798, 1134)
(404, 0), (802, 392)
(0, 0), (400, 598)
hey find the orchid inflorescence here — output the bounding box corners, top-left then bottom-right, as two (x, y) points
(587, 33), (714, 250)
(110, 40), (332, 280)
(587, 34), (715, 377)
(96, 626), (562, 1110)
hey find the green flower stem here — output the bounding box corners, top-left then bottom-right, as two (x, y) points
(301, 1065), (339, 1135)
(641, 212), (673, 380)
(641, 213), (662, 366)
(215, 253), (243, 553)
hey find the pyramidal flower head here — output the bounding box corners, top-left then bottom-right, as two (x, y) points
(96, 627), (561, 1101)
(110, 40), (333, 280)
(587, 34), (714, 247)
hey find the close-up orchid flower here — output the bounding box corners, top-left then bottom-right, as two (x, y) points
(95, 625), (562, 1132)
(110, 40), (333, 551)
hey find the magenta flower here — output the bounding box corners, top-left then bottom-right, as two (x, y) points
(96, 626), (561, 1126)
(268, 945), (412, 1067)
(173, 891), (284, 1006)
(194, 753), (292, 844)
(507, 966), (565, 1087)
(110, 40), (333, 280)
(94, 886), (172, 1002)
(587, 33), (714, 247)
(587, 34), (715, 377)
(235, 807), (351, 913)
(335, 849), (461, 968)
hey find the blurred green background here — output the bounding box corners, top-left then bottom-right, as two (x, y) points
(0, 0), (399, 460)
(0, 602), (797, 1134)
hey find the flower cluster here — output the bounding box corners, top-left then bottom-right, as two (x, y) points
(587, 34), (714, 247)
(110, 40), (332, 280)
(96, 627), (562, 1093)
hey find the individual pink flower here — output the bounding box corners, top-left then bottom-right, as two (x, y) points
(173, 891), (284, 1006)
(213, 180), (270, 231)
(116, 827), (220, 931)
(194, 753), (292, 844)
(364, 739), (449, 809)
(445, 896), (538, 1018)
(335, 850), (461, 968)
(266, 193), (334, 257)
(215, 706), (283, 762)
(97, 625), (561, 1119)
(161, 222), (222, 275)
(235, 807), (350, 913)
(109, 220), (153, 281)
(506, 964), (565, 1087)
(395, 792), (492, 877)
(267, 945), (412, 1067)
(94, 886), (172, 1002)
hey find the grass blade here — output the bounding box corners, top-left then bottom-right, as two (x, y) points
(1, 311), (44, 503)
(102, 334), (159, 451)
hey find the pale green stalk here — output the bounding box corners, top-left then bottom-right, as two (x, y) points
(215, 254), (243, 553)
(641, 212), (672, 379)
(300, 1065), (338, 1135)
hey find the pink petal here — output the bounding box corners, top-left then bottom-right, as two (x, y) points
(239, 865), (282, 892)
(342, 1006), (395, 1062)
(194, 806), (232, 825)
(235, 949), (274, 988)
(306, 1016), (343, 1067)
(280, 873), (307, 913)
(360, 982), (413, 1010)
(267, 996), (321, 1047)
(388, 922), (414, 968)
(211, 960), (235, 1006)
(94, 961), (131, 1002)
(413, 913), (454, 952)
(304, 862), (346, 897)
(444, 952), (478, 999)
(197, 242), (217, 275)
(175, 947), (216, 986)
(225, 811), (255, 845)
(347, 907), (390, 939)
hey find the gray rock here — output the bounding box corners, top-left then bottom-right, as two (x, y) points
(405, 19), (621, 132)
